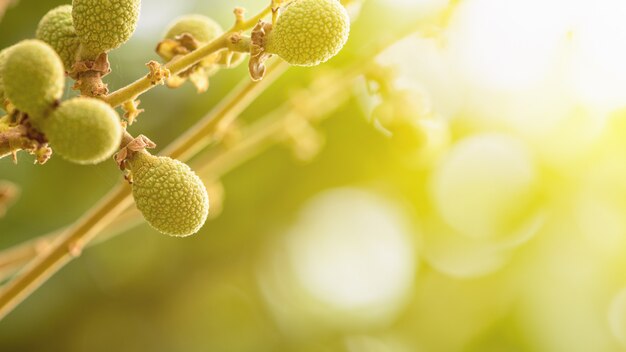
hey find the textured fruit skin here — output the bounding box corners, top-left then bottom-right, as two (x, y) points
(44, 97), (122, 165)
(129, 153), (209, 237)
(2, 40), (64, 117)
(165, 14), (223, 43)
(72, 0), (140, 58)
(0, 45), (15, 107)
(266, 0), (350, 66)
(36, 5), (81, 71)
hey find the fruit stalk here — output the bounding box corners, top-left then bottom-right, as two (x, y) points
(0, 60), (287, 319)
(0, 0), (439, 319)
(0, 56), (355, 284)
(102, 4), (275, 108)
(0, 184), (134, 320)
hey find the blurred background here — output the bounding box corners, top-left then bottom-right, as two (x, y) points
(3, 0), (626, 351)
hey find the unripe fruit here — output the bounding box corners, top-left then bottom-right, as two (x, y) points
(72, 0), (141, 58)
(2, 40), (64, 117)
(164, 14), (223, 44)
(0, 46), (15, 107)
(158, 14), (225, 91)
(128, 152), (209, 237)
(44, 97), (122, 165)
(36, 5), (81, 72)
(164, 15), (243, 69)
(266, 0), (350, 66)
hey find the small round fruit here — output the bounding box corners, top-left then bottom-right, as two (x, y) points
(164, 14), (223, 44)
(2, 40), (64, 117)
(72, 0), (141, 58)
(266, 0), (350, 66)
(36, 5), (81, 72)
(128, 152), (209, 237)
(44, 97), (122, 164)
(0, 45), (15, 108)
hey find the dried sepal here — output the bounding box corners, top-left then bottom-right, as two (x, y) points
(157, 14), (224, 91)
(156, 35), (197, 62)
(0, 116), (52, 165)
(155, 34), (215, 92)
(248, 21), (274, 81)
(122, 99), (144, 125)
(70, 52), (110, 96)
(146, 60), (170, 86)
(115, 134), (156, 172)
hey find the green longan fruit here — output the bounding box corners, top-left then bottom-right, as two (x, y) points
(128, 152), (209, 237)
(44, 97), (122, 165)
(266, 0), (350, 66)
(164, 14), (223, 44)
(72, 0), (141, 58)
(2, 40), (65, 117)
(36, 5), (81, 72)
(0, 45), (15, 108)
(164, 15), (245, 69)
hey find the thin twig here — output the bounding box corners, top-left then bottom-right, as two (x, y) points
(0, 184), (134, 319)
(0, 1), (452, 318)
(163, 59), (288, 160)
(194, 72), (354, 177)
(0, 61), (288, 320)
(0, 61), (352, 284)
(102, 4), (275, 108)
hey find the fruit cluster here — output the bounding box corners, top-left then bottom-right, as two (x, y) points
(1, 39), (122, 164)
(156, 14), (230, 92)
(0, 0), (351, 237)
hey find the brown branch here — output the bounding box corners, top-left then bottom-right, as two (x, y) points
(0, 117), (51, 164)
(0, 60), (289, 319)
(0, 0), (446, 320)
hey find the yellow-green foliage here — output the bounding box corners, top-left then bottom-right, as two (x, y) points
(165, 14), (223, 44)
(2, 40), (64, 117)
(36, 5), (81, 72)
(129, 153), (209, 237)
(44, 97), (122, 165)
(266, 0), (350, 66)
(72, 0), (141, 58)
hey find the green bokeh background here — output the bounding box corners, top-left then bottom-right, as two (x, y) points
(5, 1), (626, 351)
